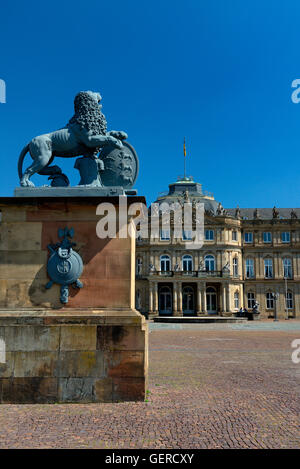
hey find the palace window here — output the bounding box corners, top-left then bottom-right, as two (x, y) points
(283, 258), (292, 279)
(286, 291), (293, 309)
(234, 291), (239, 309)
(244, 232), (253, 243)
(266, 292), (274, 309)
(204, 255), (215, 272)
(205, 230), (214, 241)
(264, 258), (273, 278)
(182, 254), (193, 272)
(282, 232), (290, 243)
(233, 257), (239, 277)
(263, 232), (272, 243)
(245, 258), (254, 278)
(160, 255), (171, 272)
(232, 230), (237, 241)
(182, 230), (193, 241)
(247, 292), (255, 309)
(136, 257), (142, 275)
(160, 229), (170, 241)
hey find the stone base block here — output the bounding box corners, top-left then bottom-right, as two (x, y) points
(0, 308), (148, 403)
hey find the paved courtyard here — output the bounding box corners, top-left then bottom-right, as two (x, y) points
(0, 320), (299, 449)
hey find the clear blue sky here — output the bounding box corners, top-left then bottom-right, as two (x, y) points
(1, 0), (300, 207)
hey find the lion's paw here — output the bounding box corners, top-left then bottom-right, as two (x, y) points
(20, 180), (35, 187)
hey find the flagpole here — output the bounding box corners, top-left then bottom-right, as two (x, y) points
(183, 137), (186, 179)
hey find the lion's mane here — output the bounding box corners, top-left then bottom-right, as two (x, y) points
(67, 91), (107, 136)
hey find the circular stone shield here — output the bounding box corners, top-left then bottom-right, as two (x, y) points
(99, 141), (139, 188)
(47, 251), (83, 285)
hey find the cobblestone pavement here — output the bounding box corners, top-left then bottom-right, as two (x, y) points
(0, 320), (299, 449)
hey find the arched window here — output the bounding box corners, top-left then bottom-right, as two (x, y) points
(205, 255), (215, 272)
(136, 257), (142, 275)
(247, 292), (255, 309)
(160, 255), (171, 272)
(286, 291), (293, 309)
(264, 258), (273, 278)
(283, 258), (292, 279)
(182, 255), (193, 272)
(246, 258), (254, 278)
(234, 291), (239, 309)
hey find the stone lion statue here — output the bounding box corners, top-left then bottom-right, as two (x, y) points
(18, 91), (127, 187)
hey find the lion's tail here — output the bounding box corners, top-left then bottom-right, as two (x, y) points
(18, 144), (30, 180)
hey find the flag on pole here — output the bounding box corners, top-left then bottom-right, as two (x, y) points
(183, 137), (186, 157)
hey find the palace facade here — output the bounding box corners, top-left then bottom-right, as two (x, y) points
(135, 176), (300, 319)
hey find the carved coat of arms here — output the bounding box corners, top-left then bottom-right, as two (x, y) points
(46, 228), (83, 304)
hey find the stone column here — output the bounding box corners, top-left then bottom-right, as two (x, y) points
(293, 255), (297, 280)
(194, 255), (199, 271)
(222, 284), (227, 313)
(254, 254), (260, 279)
(228, 251), (232, 276)
(172, 253), (177, 271)
(260, 255), (264, 279)
(197, 283), (202, 315)
(178, 281), (183, 315)
(226, 283), (230, 313)
(240, 283), (244, 309)
(198, 252), (203, 269)
(149, 283), (154, 317)
(274, 252), (279, 279)
(216, 250), (221, 271)
(154, 282), (158, 314)
(150, 253), (154, 271)
(278, 284), (285, 319)
(294, 284), (299, 318)
(173, 282), (179, 316)
(201, 283), (207, 314)
(145, 252), (150, 275)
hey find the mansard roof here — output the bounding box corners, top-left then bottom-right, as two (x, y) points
(154, 176), (300, 220)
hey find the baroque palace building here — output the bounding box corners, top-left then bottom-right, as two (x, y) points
(135, 175), (300, 319)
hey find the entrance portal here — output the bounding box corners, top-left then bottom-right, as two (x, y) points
(183, 286), (195, 315)
(206, 286), (217, 314)
(159, 286), (172, 315)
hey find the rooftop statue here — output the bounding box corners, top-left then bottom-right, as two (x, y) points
(272, 206), (279, 219)
(291, 209), (298, 219)
(17, 91), (138, 190)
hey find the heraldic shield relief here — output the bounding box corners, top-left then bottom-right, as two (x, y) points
(46, 227), (83, 304)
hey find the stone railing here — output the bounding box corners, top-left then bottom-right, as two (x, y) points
(146, 270), (230, 278)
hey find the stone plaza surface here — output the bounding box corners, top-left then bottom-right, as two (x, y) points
(0, 320), (299, 449)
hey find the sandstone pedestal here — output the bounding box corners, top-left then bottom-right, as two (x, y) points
(0, 196), (148, 403)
